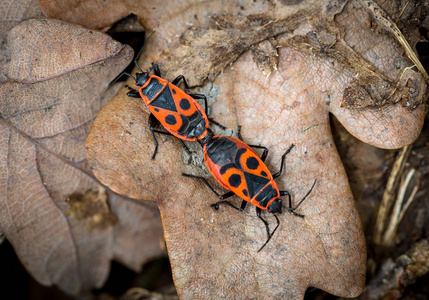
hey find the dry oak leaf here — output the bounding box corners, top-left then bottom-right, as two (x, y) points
(0, 0), (43, 244)
(0, 0), (43, 81)
(38, 0), (263, 31)
(86, 0), (426, 299)
(0, 19), (164, 295)
(39, 0), (131, 30)
(0, 0), (42, 38)
(87, 51), (366, 300)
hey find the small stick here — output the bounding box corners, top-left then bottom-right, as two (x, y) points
(374, 145), (412, 244)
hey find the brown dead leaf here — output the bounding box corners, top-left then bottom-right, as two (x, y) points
(0, 0), (43, 81)
(0, 0), (43, 248)
(86, 0), (426, 299)
(0, 0), (42, 37)
(39, 0), (130, 30)
(0, 18), (164, 295)
(328, 0), (426, 148)
(38, 0), (269, 31)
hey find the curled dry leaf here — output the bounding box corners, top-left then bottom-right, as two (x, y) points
(0, 19), (164, 295)
(327, 0), (426, 148)
(0, 0), (43, 247)
(86, 0), (426, 299)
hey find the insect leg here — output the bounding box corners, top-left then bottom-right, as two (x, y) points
(210, 199), (247, 211)
(280, 179), (317, 217)
(152, 63), (161, 77)
(279, 190), (304, 218)
(148, 114), (161, 159)
(152, 129), (192, 157)
(171, 75), (203, 90)
(272, 144), (295, 179)
(208, 118), (227, 130)
(189, 93), (227, 130)
(127, 91), (140, 98)
(171, 75), (186, 87)
(188, 93), (208, 115)
(279, 190), (293, 211)
(182, 173), (233, 198)
(249, 145), (269, 162)
(149, 108), (194, 158)
(237, 126), (269, 161)
(177, 139), (192, 155)
(125, 85), (140, 98)
(256, 207), (271, 239)
(148, 114), (191, 159)
(237, 126), (244, 141)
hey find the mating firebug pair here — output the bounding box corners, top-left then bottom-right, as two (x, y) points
(124, 34), (316, 252)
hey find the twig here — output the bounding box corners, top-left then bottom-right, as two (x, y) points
(382, 168), (417, 246)
(374, 145), (412, 244)
(381, 65), (416, 105)
(395, 0), (412, 24)
(397, 180), (419, 227)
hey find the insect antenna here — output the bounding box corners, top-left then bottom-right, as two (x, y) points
(122, 72), (136, 82)
(284, 179), (317, 213)
(105, 31), (155, 91)
(134, 30), (155, 73)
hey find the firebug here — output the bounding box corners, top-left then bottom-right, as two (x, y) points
(183, 128), (316, 252)
(124, 32), (224, 159)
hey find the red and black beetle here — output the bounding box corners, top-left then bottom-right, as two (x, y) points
(183, 128), (316, 252)
(126, 63), (219, 159)
(125, 33), (223, 159)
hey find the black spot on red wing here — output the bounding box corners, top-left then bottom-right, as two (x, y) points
(242, 189), (248, 196)
(246, 156), (259, 170)
(154, 108), (160, 112)
(172, 88), (177, 94)
(165, 115), (177, 125)
(180, 98), (191, 110)
(260, 171), (267, 177)
(228, 174), (241, 188)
